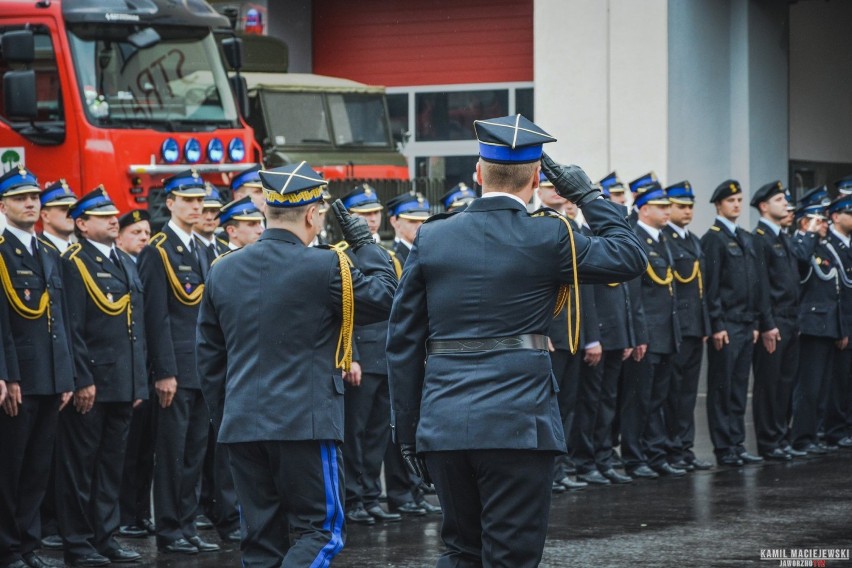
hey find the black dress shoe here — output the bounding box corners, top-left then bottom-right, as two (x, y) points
(838, 436), (852, 448)
(220, 529), (241, 543)
(346, 507), (375, 525)
(628, 465), (659, 479)
(141, 519), (156, 535)
(799, 443), (827, 456)
(762, 448), (792, 461)
(62, 553), (110, 568)
(158, 538), (198, 555)
(577, 470), (611, 485)
(782, 445), (807, 458)
(688, 458), (713, 470)
(600, 468), (633, 484)
(669, 460), (694, 472)
(415, 499), (442, 514)
(551, 481), (566, 494)
(104, 548), (141, 563)
(188, 535), (220, 552)
(366, 505), (401, 522)
(40, 535), (63, 550)
(818, 441), (838, 452)
(193, 515), (214, 530)
(393, 501), (427, 516)
(652, 463), (686, 477)
(118, 525), (147, 538)
(23, 553), (63, 568)
(556, 476), (588, 491)
(1, 560), (29, 568)
(737, 452), (764, 464)
(717, 453), (744, 467)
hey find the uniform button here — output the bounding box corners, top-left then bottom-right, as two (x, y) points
(52, 334), (57, 340)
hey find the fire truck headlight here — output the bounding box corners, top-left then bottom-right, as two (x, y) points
(228, 138), (246, 162)
(207, 138), (224, 163)
(161, 138), (179, 163)
(185, 138), (202, 164)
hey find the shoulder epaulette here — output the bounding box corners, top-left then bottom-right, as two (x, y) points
(710, 225), (721, 232)
(211, 248), (236, 267)
(62, 242), (82, 260)
(38, 237), (58, 252)
(423, 211), (458, 224)
(755, 228), (765, 236)
(331, 240), (349, 252)
(315, 244), (332, 250)
(149, 232), (167, 248)
(530, 206), (561, 218)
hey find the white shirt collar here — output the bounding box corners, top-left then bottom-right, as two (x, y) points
(86, 238), (115, 259)
(667, 221), (688, 239)
(831, 226), (850, 247)
(228, 242), (241, 251)
(637, 220), (661, 242)
(716, 215), (739, 234)
(481, 191), (528, 208)
(372, 232), (381, 244)
(41, 231), (71, 252)
(394, 236), (413, 250)
(195, 233), (213, 247)
(759, 217), (782, 236)
(167, 220), (195, 250)
(7, 224), (35, 251)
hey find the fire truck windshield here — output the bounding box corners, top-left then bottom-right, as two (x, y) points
(67, 25), (239, 131)
(261, 91), (391, 148)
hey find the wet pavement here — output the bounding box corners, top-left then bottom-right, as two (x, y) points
(39, 396), (852, 567)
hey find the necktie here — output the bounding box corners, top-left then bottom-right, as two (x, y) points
(110, 248), (121, 268)
(208, 242), (217, 260)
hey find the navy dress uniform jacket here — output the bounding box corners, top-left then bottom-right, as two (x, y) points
(753, 221), (813, 331)
(61, 241), (148, 402)
(196, 228), (398, 444)
(663, 225), (711, 338)
(137, 225), (205, 389)
(798, 238), (847, 339)
(633, 225), (681, 355)
(700, 220), (761, 333)
(825, 231), (852, 336)
(0, 230), (74, 394)
(386, 196), (647, 452)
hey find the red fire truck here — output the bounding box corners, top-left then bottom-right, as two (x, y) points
(0, 0), (260, 223)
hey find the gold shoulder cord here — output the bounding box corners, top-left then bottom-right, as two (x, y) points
(533, 212), (581, 355)
(333, 249), (355, 371)
(388, 250), (403, 279)
(646, 262), (674, 296)
(64, 244), (133, 332)
(673, 260), (703, 298)
(151, 233), (204, 306)
(0, 236), (51, 329)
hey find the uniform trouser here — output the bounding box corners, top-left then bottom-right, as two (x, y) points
(56, 402), (133, 560)
(569, 355), (602, 474)
(198, 429), (240, 535)
(153, 387), (209, 544)
(824, 347), (852, 443)
(425, 450), (554, 568)
(343, 372), (390, 510)
(227, 440), (345, 568)
(119, 396), (156, 526)
(383, 439), (421, 508)
(752, 317), (800, 454)
(706, 322), (754, 457)
(667, 336), (704, 462)
(550, 348), (581, 480)
(621, 354), (673, 469)
(589, 350), (626, 472)
(0, 394), (60, 565)
(40, 450), (58, 537)
(792, 335), (838, 449)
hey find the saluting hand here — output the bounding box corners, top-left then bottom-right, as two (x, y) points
(540, 154), (602, 206)
(155, 377), (178, 408)
(2, 382), (22, 417)
(331, 200), (374, 250)
(74, 385), (96, 414)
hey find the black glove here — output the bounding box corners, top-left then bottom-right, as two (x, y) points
(540, 153), (602, 206)
(400, 443), (432, 487)
(331, 200), (374, 250)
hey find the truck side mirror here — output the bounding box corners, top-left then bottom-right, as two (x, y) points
(3, 70), (37, 120)
(1, 30), (35, 64)
(221, 37), (243, 71)
(229, 75), (250, 119)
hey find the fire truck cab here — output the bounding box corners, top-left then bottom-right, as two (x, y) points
(0, 0), (259, 223)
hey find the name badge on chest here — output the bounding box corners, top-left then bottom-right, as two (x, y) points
(178, 265), (192, 272)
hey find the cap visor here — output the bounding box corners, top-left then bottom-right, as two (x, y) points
(668, 198), (694, 205)
(350, 204), (384, 213)
(170, 188), (208, 197)
(3, 186), (42, 197)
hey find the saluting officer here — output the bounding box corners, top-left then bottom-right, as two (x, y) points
(823, 194), (852, 448)
(336, 184), (403, 525)
(439, 183), (476, 212)
(0, 167), (75, 568)
(197, 162), (398, 567)
(701, 180), (764, 467)
(382, 192), (442, 516)
(750, 181), (814, 461)
(790, 194), (848, 455)
(387, 114), (647, 568)
(57, 188), (146, 567)
(38, 180), (78, 253)
(218, 197), (264, 250)
(662, 181), (713, 471)
(137, 170), (219, 555)
(622, 183), (684, 478)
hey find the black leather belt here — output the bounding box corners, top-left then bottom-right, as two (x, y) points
(426, 334), (549, 355)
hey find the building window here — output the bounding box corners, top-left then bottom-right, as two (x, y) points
(516, 88), (534, 121)
(415, 90), (509, 141)
(387, 93), (408, 141)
